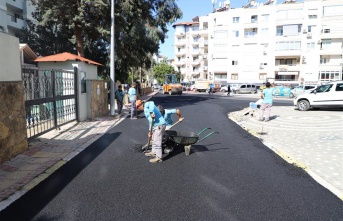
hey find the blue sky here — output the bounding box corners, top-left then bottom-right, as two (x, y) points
(159, 0), (258, 59)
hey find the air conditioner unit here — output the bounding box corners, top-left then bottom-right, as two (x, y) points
(263, 51), (267, 55)
(259, 65), (264, 69)
(303, 29), (307, 34)
(317, 40), (321, 44)
(307, 33), (312, 38)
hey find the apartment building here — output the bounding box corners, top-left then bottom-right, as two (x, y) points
(0, 0), (36, 36)
(173, 0), (343, 85)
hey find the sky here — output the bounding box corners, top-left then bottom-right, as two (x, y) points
(159, 0), (260, 59)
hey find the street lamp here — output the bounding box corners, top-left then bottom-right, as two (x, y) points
(109, 0), (116, 115)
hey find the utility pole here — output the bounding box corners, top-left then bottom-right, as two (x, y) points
(110, 0), (116, 115)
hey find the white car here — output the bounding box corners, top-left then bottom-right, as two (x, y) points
(289, 85), (317, 98)
(294, 81), (343, 111)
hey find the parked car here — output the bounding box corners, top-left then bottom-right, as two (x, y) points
(289, 85), (317, 98)
(220, 84), (240, 92)
(294, 81), (343, 111)
(233, 84), (257, 94)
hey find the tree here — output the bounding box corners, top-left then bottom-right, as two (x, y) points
(153, 62), (176, 83)
(21, 0), (182, 81)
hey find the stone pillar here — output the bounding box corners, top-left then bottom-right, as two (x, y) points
(0, 33), (28, 163)
(86, 80), (109, 120)
(0, 82), (28, 163)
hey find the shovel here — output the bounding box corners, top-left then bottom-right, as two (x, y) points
(142, 116), (154, 151)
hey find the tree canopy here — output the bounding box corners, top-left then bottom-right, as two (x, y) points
(153, 62), (177, 84)
(19, 0), (182, 82)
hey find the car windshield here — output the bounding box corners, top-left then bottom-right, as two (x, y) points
(315, 84), (333, 93)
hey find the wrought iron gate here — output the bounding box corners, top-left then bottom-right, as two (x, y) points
(22, 66), (78, 139)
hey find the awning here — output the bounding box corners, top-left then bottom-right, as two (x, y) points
(278, 72), (298, 75)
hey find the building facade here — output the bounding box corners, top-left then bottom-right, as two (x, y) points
(0, 0), (36, 36)
(173, 0), (343, 85)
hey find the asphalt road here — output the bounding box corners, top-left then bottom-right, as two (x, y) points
(1, 93), (343, 221)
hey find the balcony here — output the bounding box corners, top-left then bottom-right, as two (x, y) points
(319, 47), (342, 55)
(191, 60), (200, 66)
(191, 50), (200, 56)
(199, 28), (209, 37)
(175, 60), (185, 67)
(320, 32), (343, 39)
(175, 32), (185, 37)
(274, 50), (301, 57)
(191, 41), (199, 46)
(200, 40), (208, 48)
(175, 40), (186, 47)
(191, 31), (200, 36)
(7, 14), (24, 30)
(175, 50), (185, 57)
(275, 65), (300, 72)
(6, 0), (23, 10)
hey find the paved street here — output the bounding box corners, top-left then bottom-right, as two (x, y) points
(0, 92), (342, 220)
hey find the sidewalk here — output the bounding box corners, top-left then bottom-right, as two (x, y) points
(0, 92), (157, 211)
(229, 106), (343, 200)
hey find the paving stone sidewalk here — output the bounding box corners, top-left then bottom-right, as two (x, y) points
(229, 106), (343, 200)
(0, 92), (156, 211)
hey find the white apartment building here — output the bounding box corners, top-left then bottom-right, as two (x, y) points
(0, 0), (36, 36)
(173, 0), (343, 86)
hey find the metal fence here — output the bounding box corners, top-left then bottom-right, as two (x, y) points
(22, 66), (78, 139)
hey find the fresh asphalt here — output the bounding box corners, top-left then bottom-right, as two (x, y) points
(1, 92), (343, 221)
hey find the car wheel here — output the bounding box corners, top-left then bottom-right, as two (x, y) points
(289, 92), (294, 98)
(297, 100), (310, 111)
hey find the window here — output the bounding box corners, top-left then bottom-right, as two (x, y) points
(214, 30), (228, 39)
(261, 14), (269, 22)
(276, 27), (283, 36)
(233, 17), (240, 23)
(321, 40), (331, 49)
(320, 71), (340, 81)
(308, 14), (317, 19)
(251, 15), (258, 23)
(320, 56), (330, 64)
(308, 25), (316, 33)
(323, 29), (330, 33)
(315, 84), (333, 93)
(336, 83), (343, 91)
(323, 5), (343, 16)
(261, 28), (268, 35)
(231, 73), (238, 80)
(307, 42), (315, 49)
(232, 30), (239, 37)
(259, 73), (267, 80)
(81, 72), (86, 93)
(232, 60), (238, 65)
(275, 41), (301, 51)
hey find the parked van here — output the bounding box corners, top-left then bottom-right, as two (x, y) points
(294, 81), (343, 111)
(233, 84), (257, 94)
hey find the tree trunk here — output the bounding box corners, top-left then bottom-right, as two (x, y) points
(75, 26), (84, 57)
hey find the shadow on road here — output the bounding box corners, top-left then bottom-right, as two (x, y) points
(0, 132), (121, 221)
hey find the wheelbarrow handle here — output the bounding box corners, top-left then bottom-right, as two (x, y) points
(197, 127), (212, 136)
(196, 131), (219, 144)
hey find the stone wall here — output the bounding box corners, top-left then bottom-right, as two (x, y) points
(0, 81), (28, 163)
(86, 80), (109, 120)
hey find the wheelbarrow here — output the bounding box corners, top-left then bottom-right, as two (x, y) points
(163, 128), (218, 156)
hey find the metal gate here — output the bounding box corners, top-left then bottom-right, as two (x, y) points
(22, 66), (78, 139)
